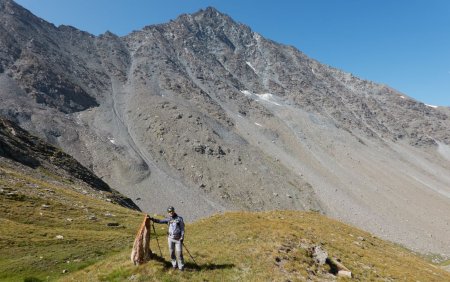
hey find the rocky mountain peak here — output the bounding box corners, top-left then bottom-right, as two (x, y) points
(193, 6), (233, 22)
(172, 6), (233, 25)
(165, 6), (253, 48)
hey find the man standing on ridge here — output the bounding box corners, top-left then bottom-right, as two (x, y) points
(149, 206), (185, 270)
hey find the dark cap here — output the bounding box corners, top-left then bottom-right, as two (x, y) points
(167, 206), (175, 213)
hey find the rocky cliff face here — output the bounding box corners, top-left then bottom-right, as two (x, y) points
(1, 0), (450, 256)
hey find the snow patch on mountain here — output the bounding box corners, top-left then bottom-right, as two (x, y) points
(256, 93), (282, 106)
(246, 61), (257, 73)
(240, 90), (283, 106)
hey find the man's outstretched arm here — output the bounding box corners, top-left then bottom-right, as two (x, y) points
(148, 215), (169, 224)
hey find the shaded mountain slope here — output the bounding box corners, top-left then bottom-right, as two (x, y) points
(1, 0), (450, 256)
(0, 117), (139, 209)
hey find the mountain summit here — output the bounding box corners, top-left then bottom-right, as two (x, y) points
(1, 1), (450, 257)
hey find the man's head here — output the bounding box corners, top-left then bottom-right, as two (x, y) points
(167, 206), (175, 215)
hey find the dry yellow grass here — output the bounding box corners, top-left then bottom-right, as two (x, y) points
(62, 211), (450, 282)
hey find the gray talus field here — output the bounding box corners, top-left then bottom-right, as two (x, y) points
(1, 1), (450, 257)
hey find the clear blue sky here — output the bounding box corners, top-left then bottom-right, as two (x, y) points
(15, 0), (450, 106)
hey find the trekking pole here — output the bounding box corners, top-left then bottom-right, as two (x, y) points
(151, 221), (163, 257)
(182, 241), (198, 265)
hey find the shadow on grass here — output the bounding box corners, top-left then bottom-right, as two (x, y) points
(185, 262), (235, 271)
(149, 253), (172, 268)
(149, 253), (235, 271)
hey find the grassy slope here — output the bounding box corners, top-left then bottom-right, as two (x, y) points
(63, 212), (450, 282)
(0, 161), (143, 282)
(1, 160), (450, 281)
